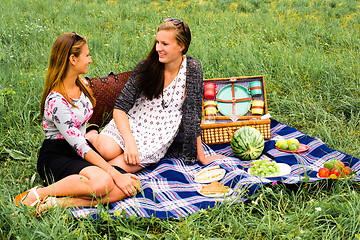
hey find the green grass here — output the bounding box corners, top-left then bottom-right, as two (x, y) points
(1, 0), (360, 239)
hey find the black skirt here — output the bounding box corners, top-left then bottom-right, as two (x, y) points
(37, 139), (95, 184)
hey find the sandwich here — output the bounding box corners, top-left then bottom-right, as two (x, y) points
(194, 166), (226, 183)
(200, 180), (230, 195)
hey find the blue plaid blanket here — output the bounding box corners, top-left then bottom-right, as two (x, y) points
(70, 119), (360, 219)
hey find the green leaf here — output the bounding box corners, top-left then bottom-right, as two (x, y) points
(4, 148), (30, 160)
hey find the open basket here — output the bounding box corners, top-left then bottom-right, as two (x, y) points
(201, 75), (271, 145)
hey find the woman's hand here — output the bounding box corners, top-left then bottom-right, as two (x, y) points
(198, 154), (226, 165)
(196, 142), (224, 165)
(123, 138), (140, 165)
(196, 136), (226, 165)
(110, 169), (141, 197)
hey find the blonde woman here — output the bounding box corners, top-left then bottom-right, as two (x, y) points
(15, 33), (140, 214)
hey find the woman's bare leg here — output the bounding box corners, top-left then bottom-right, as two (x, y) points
(43, 186), (128, 208)
(21, 164), (142, 208)
(88, 133), (143, 173)
(37, 177), (141, 213)
(87, 133), (123, 160)
(108, 154), (143, 173)
(21, 166), (115, 206)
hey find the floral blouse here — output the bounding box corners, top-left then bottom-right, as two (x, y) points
(43, 90), (93, 158)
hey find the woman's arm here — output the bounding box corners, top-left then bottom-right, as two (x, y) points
(84, 149), (139, 196)
(196, 136), (225, 165)
(112, 109), (140, 165)
(111, 67), (142, 166)
(190, 58), (225, 165)
(196, 136), (205, 162)
(113, 63), (142, 113)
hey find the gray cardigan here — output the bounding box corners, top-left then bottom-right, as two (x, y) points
(114, 55), (203, 165)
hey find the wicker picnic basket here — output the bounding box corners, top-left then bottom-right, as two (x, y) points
(201, 75), (271, 145)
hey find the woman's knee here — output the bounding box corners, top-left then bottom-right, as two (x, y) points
(93, 135), (122, 160)
(89, 173), (114, 196)
(86, 133), (99, 146)
(80, 167), (115, 196)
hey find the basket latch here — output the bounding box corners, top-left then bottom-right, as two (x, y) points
(229, 77), (237, 82)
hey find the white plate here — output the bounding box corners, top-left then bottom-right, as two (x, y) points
(194, 167), (226, 184)
(197, 188), (233, 198)
(248, 163), (291, 178)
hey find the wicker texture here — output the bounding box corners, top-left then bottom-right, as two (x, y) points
(201, 76), (271, 145)
(201, 119), (271, 145)
(85, 71), (132, 126)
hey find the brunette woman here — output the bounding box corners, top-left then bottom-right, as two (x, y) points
(89, 18), (223, 173)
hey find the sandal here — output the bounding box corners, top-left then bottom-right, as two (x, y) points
(86, 124), (100, 134)
(14, 186), (42, 207)
(36, 196), (58, 217)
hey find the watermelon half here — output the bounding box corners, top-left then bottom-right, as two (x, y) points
(231, 127), (264, 160)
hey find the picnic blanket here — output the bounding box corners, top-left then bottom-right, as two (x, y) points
(70, 119), (360, 219)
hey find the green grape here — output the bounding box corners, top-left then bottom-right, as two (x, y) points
(249, 159), (281, 177)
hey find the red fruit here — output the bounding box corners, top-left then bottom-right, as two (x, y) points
(331, 167), (351, 178)
(330, 167), (341, 177)
(343, 166), (352, 176)
(318, 167), (330, 178)
(335, 161), (345, 168)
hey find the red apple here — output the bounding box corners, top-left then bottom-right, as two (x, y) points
(330, 167), (341, 177)
(318, 167), (330, 178)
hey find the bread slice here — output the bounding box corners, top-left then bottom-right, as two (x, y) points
(200, 180), (230, 195)
(195, 166), (226, 183)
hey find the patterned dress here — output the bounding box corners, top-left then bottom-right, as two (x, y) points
(101, 59), (187, 166)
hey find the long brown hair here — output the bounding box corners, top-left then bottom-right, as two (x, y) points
(138, 19), (191, 100)
(40, 32), (96, 116)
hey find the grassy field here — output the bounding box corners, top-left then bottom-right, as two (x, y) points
(1, 0), (360, 239)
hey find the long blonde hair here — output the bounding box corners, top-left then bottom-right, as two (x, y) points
(40, 32), (96, 116)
